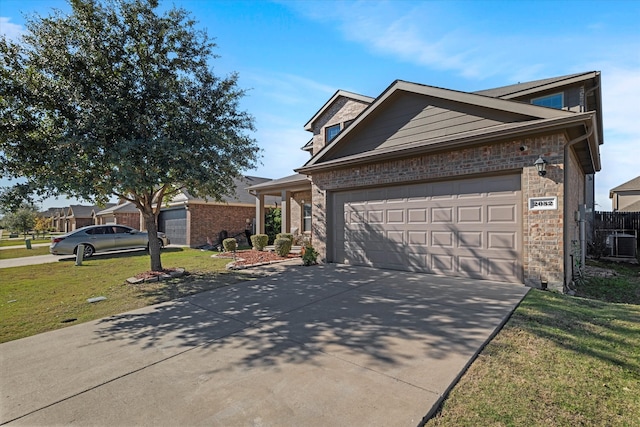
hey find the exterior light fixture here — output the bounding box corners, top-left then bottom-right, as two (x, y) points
(534, 155), (547, 176)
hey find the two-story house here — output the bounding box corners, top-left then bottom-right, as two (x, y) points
(249, 71), (603, 291)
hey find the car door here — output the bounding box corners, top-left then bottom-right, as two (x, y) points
(86, 226), (115, 252)
(113, 226), (147, 249)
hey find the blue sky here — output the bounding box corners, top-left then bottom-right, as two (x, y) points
(1, 0), (638, 211)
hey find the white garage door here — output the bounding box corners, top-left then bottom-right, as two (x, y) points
(331, 174), (522, 282)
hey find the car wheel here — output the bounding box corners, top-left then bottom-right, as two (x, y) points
(76, 245), (94, 258)
(158, 239), (165, 249)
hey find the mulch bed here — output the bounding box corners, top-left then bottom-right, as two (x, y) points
(133, 268), (182, 280)
(215, 249), (300, 268)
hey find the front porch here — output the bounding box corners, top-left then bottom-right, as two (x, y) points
(247, 173), (312, 239)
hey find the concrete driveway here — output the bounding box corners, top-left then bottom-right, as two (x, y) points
(0, 264), (529, 426)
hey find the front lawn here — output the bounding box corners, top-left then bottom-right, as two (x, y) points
(0, 246), (50, 259)
(426, 261), (640, 426)
(0, 248), (260, 343)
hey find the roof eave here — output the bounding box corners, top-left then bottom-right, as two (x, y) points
(296, 114), (595, 175)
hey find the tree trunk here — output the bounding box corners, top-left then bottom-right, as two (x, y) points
(143, 209), (163, 271)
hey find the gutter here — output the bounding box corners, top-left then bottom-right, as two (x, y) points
(563, 122), (594, 292)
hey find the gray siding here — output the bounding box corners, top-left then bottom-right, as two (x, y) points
(325, 92), (530, 161)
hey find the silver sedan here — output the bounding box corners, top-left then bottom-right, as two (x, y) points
(50, 225), (170, 257)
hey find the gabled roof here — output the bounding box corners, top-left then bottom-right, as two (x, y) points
(168, 176), (279, 206)
(618, 200), (640, 212)
(609, 176), (640, 197)
(67, 204), (114, 218)
(304, 90), (375, 131)
(298, 79), (587, 173)
(246, 173), (311, 196)
(474, 71), (600, 99)
(95, 201), (138, 216)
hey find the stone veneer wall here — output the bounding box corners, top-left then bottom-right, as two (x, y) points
(188, 204), (255, 248)
(311, 133), (574, 288)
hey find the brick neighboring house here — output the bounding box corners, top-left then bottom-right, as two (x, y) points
(609, 176), (640, 212)
(93, 201), (143, 229)
(158, 176), (279, 247)
(249, 71), (603, 291)
(49, 204), (115, 232)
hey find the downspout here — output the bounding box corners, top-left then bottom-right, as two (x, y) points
(564, 123), (594, 292)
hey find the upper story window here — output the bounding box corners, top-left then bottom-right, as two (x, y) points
(325, 124), (341, 142)
(531, 93), (563, 109)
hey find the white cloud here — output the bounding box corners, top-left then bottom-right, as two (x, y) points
(0, 17), (24, 40)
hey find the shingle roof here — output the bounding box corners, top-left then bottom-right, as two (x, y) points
(176, 176), (279, 205)
(474, 71), (598, 99)
(618, 200), (640, 212)
(610, 176), (640, 193)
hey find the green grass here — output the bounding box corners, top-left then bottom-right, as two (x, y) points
(0, 246), (51, 259)
(0, 238), (51, 247)
(0, 248), (258, 343)
(426, 262), (640, 427)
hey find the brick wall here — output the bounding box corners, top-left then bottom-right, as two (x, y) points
(310, 133), (576, 288)
(115, 213), (143, 230)
(311, 98), (370, 155)
(188, 204), (255, 248)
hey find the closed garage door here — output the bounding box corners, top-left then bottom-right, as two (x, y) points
(331, 174), (522, 282)
(159, 208), (187, 245)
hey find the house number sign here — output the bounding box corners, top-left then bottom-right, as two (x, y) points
(528, 196), (558, 210)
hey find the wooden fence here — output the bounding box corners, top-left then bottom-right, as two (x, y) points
(594, 211), (640, 231)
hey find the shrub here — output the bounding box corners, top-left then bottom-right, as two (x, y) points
(274, 237), (292, 257)
(251, 234), (269, 251)
(222, 238), (237, 252)
(302, 245), (319, 266)
(276, 233), (293, 242)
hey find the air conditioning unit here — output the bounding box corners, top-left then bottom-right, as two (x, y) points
(607, 233), (637, 258)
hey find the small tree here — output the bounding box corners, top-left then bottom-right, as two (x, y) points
(33, 216), (52, 238)
(4, 207), (37, 238)
(0, 0), (259, 271)
(265, 208), (282, 244)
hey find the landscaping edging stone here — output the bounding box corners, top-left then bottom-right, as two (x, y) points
(126, 267), (185, 284)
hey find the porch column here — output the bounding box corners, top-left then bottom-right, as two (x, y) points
(281, 190), (291, 233)
(255, 193), (265, 234)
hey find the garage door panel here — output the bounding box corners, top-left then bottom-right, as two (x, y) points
(387, 209), (404, 223)
(488, 232), (516, 250)
(432, 207), (453, 223)
(332, 175), (522, 283)
(488, 204), (517, 223)
(458, 206), (482, 223)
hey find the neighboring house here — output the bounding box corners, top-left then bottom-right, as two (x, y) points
(93, 201), (144, 229)
(249, 71), (603, 291)
(64, 204), (115, 232)
(158, 176), (279, 247)
(609, 176), (640, 212)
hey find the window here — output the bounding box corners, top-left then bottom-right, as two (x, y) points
(303, 203), (312, 232)
(531, 93), (563, 109)
(325, 124), (341, 142)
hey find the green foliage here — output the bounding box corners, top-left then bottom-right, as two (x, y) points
(265, 208), (281, 244)
(302, 245), (319, 266)
(0, 0), (259, 271)
(250, 234), (269, 251)
(276, 233), (293, 242)
(273, 237), (292, 257)
(3, 207), (37, 237)
(222, 238), (237, 252)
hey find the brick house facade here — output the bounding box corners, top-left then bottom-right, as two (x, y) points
(251, 72), (602, 291)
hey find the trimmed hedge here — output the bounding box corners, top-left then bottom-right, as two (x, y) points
(276, 233), (293, 242)
(274, 237), (292, 257)
(222, 238), (237, 252)
(251, 234), (269, 251)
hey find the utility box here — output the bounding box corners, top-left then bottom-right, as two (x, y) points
(607, 233), (637, 258)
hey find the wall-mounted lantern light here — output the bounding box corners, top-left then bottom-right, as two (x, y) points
(534, 155), (547, 176)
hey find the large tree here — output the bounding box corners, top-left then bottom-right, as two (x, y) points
(0, 0), (259, 270)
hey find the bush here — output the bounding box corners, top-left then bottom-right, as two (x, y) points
(274, 237), (292, 257)
(302, 245), (319, 266)
(250, 234), (269, 251)
(276, 233), (293, 242)
(222, 238), (237, 252)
